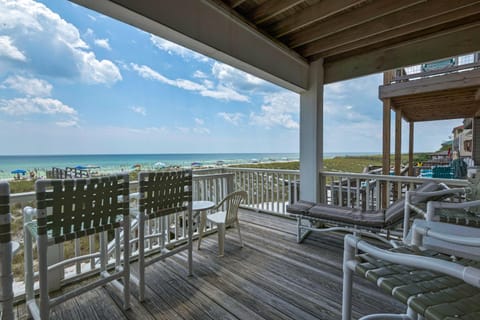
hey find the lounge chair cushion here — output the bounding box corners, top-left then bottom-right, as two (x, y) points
(308, 204), (386, 228)
(384, 181), (443, 226)
(286, 200), (316, 215)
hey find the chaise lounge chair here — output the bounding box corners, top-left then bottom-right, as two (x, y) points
(342, 217), (480, 320)
(287, 181), (464, 243)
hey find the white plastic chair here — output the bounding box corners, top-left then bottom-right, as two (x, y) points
(23, 174), (131, 320)
(201, 190), (247, 256)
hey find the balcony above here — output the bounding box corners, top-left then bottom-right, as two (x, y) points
(379, 55), (480, 122)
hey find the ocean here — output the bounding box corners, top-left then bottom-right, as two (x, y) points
(0, 152), (377, 180)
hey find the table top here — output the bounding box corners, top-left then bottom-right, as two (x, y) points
(193, 200), (215, 211)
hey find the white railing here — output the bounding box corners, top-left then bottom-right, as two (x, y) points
(224, 168), (300, 215)
(320, 171), (469, 210)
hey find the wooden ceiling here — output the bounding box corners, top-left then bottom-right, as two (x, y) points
(217, 0), (480, 64)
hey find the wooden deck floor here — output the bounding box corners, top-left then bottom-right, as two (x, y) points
(15, 210), (403, 319)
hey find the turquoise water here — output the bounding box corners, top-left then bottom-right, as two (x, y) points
(0, 153), (297, 179)
(0, 152), (378, 180)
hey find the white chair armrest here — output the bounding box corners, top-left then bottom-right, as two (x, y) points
(426, 199), (480, 221)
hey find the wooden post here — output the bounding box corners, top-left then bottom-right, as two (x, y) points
(408, 121), (414, 175)
(395, 109), (402, 176)
(382, 70), (394, 208)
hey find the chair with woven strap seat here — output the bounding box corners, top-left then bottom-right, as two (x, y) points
(342, 219), (480, 320)
(0, 182), (14, 320)
(24, 174), (131, 320)
(198, 190), (246, 257)
(130, 170), (192, 302)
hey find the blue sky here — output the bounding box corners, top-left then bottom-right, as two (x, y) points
(0, 0), (461, 155)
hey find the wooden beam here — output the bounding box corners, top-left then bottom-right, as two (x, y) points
(323, 22), (480, 84)
(285, 0), (424, 48)
(395, 109), (402, 176)
(409, 122), (414, 176)
(379, 68), (480, 99)
(268, 0), (365, 37)
(248, 0), (304, 25)
(300, 1), (480, 58)
(229, 0), (246, 8)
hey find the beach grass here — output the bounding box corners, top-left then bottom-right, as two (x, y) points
(230, 153), (429, 173)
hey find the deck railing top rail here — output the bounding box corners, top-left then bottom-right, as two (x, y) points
(320, 170), (469, 187)
(225, 167), (300, 175)
(389, 52), (480, 83)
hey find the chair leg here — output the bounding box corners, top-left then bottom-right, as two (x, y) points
(342, 235), (357, 320)
(236, 220), (243, 247)
(138, 215), (145, 302)
(38, 235), (49, 320)
(197, 211), (206, 250)
(217, 223), (225, 257)
(122, 216), (131, 310)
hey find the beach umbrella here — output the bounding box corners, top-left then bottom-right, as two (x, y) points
(75, 165), (88, 170)
(11, 169), (27, 175)
(154, 162), (166, 168)
(191, 162), (202, 167)
(131, 164), (141, 170)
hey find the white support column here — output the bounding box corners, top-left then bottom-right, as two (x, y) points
(299, 59), (324, 203)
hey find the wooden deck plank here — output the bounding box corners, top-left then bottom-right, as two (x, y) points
(14, 209), (404, 319)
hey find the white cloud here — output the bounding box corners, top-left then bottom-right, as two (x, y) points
(193, 70), (208, 78)
(249, 91), (299, 129)
(56, 119), (78, 127)
(129, 106), (146, 116)
(0, 36), (26, 61)
(130, 63), (249, 102)
(194, 118), (204, 126)
(94, 38), (111, 50)
(193, 127), (210, 135)
(211, 62), (271, 93)
(218, 112), (244, 126)
(1, 75), (53, 97)
(150, 35), (210, 62)
(0, 0), (121, 85)
(200, 85), (249, 102)
(0, 97), (77, 116)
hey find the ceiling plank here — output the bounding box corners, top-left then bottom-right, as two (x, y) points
(302, 2), (480, 58)
(284, 0), (425, 48)
(323, 22), (480, 84)
(267, 0), (365, 37)
(248, 0), (304, 25)
(229, 0), (247, 8)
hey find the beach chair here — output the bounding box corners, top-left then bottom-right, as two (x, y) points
(0, 182), (14, 320)
(130, 170), (192, 302)
(198, 190), (247, 256)
(342, 218), (480, 320)
(23, 174), (131, 320)
(287, 181), (463, 243)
